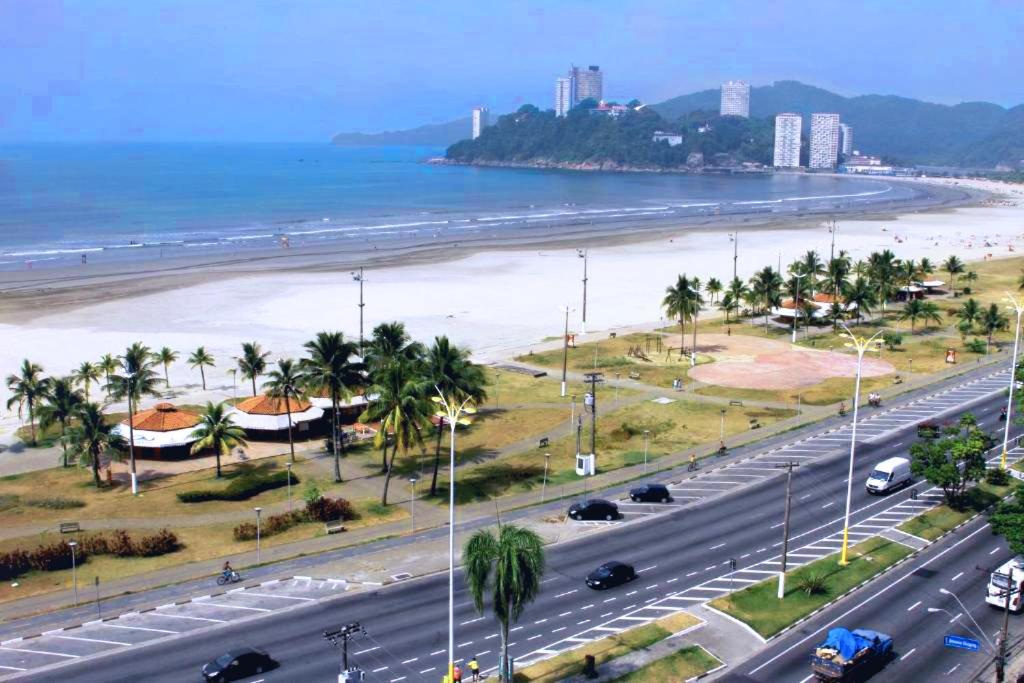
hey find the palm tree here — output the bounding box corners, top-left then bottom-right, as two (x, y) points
(719, 291), (738, 323)
(99, 354), (119, 398)
(67, 402), (123, 487)
(425, 336), (487, 497)
(686, 276), (704, 361)
(155, 347), (179, 387)
(980, 303), (1009, 354)
(37, 377), (83, 467)
(705, 277), (723, 304)
(72, 361), (101, 401)
(844, 276), (876, 325)
(188, 347), (216, 391)
(302, 331), (363, 483)
(106, 342), (162, 488)
(943, 255), (965, 296)
(897, 259), (919, 291)
(869, 250), (898, 315)
(1018, 269), (1024, 291)
(464, 524), (546, 682)
(963, 270), (978, 292)
(899, 299), (942, 334)
(798, 250), (826, 296)
(955, 298), (982, 332)
(5, 359), (51, 446)
(189, 402), (248, 478)
(662, 275), (691, 356)
(360, 359), (430, 505)
(237, 342), (270, 396)
(263, 358), (307, 464)
(727, 277), (750, 320)
(365, 321), (425, 371)
(749, 266), (783, 333)
(919, 257), (935, 277)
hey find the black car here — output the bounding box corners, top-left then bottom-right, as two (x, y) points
(629, 483), (672, 503)
(202, 647), (275, 682)
(586, 561), (636, 589)
(568, 499), (619, 521)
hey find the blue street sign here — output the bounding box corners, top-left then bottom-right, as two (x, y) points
(944, 635), (980, 652)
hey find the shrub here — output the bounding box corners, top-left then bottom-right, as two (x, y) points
(232, 510), (306, 541)
(966, 338), (987, 354)
(177, 470), (298, 503)
(0, 549), (32, 581)
(24, 497), (86, 510)
(0, 529), (181, 580)
(305, 496), (356, 523)
(303, 482), (322, 505)
(0, 494), (19, 512)
(987, 467), (1011, 487)
(796, 572), (829, 596)
(233, 522), (258, 542)
(882, 331), (903, 351)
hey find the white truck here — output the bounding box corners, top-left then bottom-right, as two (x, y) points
(865, 457), (912, 495)
(986, 557), (1024, 612)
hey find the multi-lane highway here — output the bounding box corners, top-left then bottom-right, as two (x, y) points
(3, 366), (1016, 683)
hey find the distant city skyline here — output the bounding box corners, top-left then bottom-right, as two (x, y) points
(0, 0), (1021, 142)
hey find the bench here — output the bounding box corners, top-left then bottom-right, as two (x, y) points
(324, 520), (346, 535)
(538, 437), (550, 449)
(729, 400), (744, 407)
(628, 371), (640, 380)
(59, 522), (81, 534)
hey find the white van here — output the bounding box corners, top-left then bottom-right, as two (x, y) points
(987, 557), (1024, 612)
(865, 457), (912, 494)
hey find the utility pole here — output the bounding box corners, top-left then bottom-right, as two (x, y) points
(352, 268), (366, 356)
(997, 568), (1014, 683)
(829, 219), (837, 263)
(324, 622), (367, 683)
(776, 461), (799, 599)
(578, 249), (588, 334)
(732, 232), (738, 281)
(561, 304), (570, 397)
(583, 372), (603, 456)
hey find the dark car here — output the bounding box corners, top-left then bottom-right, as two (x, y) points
(201, 647), (275, 682)
(629, 483), (672, 503)
(586, 561), (636, 589)
(568, 499), (619, 521)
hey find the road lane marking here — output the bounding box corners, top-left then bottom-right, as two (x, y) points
(0, 645), (79, 658)
(638, 565), (657, 572)
(552, 627), (566, 633)
(151, 612), (225, 623)
(951, 571), (964, 581)
(907, 601), (921, 611)
(558, 611), (571, 617)
(460, 617), (485, 625)
(103, 623), (179, 634)
(353, 647), (379, 655)
(708, 543), (726, 551)
(193, 601), (270, 612)
(242, 591), (315, 601)
(901, 647), (917, 661)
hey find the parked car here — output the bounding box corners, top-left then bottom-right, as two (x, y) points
(629, 483), (672, 503)
(586, 561), (636, 590)
(568, 499), (619, 521)
(202, 647), (275, 682)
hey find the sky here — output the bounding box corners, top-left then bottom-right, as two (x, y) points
(1, 0), (1022, 142)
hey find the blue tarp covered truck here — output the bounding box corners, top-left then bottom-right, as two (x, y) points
(810, 628), (893, 681)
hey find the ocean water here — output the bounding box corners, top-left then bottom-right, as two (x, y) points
(0, 143), (917, 267)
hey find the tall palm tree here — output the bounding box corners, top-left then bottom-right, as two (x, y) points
(302, 331), (364, 483)
(981, 303), (1009, 354)
(844, 276), (877, 325)
(72, 361), (101, 401)
(718, 291), (738, 323)
(749, 266), (784, 333)
(188, 347), (216, 391)
(425, 336), (487, 497)
(955, 298), (982, 332)
(705, 277), (723, 304)
(360, 359), (429, 505)
(189, 402), (248, 478)
(5, 359), (50, 446)
(798, 250), (825, 296)
(919, 257), (935, 277)
(155, 347), (179, 387)
(899, 299), (942, 334)
(464, 524), (546, 682)
(686, 276), (704, 361)
(263, 358), (307, 464)
(963, 270), (978, 291)
(365, 321), (425, 371)
(826, 253), (852, 330)
(727, 277), (749, 320)
(1017, 269), (1024, 291)
(106, 342), (162, 489)
(868, 250), (898, 315)
(662, 275), (690, 356)
(67, 402), (123, 487)
(237, 342), (270, 396)
(943, 255), (965, 296)
(897, 259), (919, 291)
(37, 377), (83, 467)
(99, 354), (119, 398)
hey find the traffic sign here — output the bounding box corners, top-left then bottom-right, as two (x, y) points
(944, 635), (980, 652)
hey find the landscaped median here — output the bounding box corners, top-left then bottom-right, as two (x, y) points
(499, 612), (716, 682)
(897, 479), (1012, 541)
(708, 537), (912, 639)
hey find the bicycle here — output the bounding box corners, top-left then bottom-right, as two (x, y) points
(217, 570), (242, 586)
(687, 459), (701, 472)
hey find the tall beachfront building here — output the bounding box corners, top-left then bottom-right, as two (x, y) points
(809, 113), (841, 169)
(572, 65), (603, 104)
(720, 80), (750, 117)
(838, 123), (853, 157)
(555, 77), (574, 117)
(471, 107), (489, 139)
(773, 113), (802, 168)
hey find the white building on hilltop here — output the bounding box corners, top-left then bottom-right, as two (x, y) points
(809, 113), (840, 169)
(471, 107), (489, 140)
(773, 113), (802, 168)
(838, 123), (853, 157)
(555, 77), (574, 117)
(720, 80), (750, 117)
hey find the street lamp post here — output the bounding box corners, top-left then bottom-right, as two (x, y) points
(577, 249), (588, 334)
(432, 388), (477, 683)
(791, 268), (804, 344)
(286, 462), (292, 512)
(838, 324), (884, 565)
(642, 430), (650, 474)
(1001, 292), (1024, 469)
(352, 267), (367, 356)
(254, 507), (262, 564)
(719, 409), (726, 449)
(125, 371), (138, 495)
(68, 541), (78, 606)
(541, 453), (550, 503)
(409, 476), (418, 532)
(561, 304), (571, 397)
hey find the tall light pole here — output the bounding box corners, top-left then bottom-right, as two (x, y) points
(560, 304), (571, 397)
(254, 507), (263, 564)
(1001, 292), (1023, 469)
(125, 371), (138, 495)
(432, 387), (476, 683)
(409, 476), (418, 532)
(351, 268), (366, 356)
(286, 462), (293, 512)
(68, 541), (79, 606)
(791, 267), (804, 344)
(731, 232), (738, 281)
(828, 219), (837, 263)
(577, 249), (588, 334)
(642, 430), (650, 474)
(719, 409), (726, 450)
(541, 453), (550, 503)
(838, 325), (884, 565)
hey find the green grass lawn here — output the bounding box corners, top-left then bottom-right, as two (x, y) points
(709, 537), (912, 638)
(898, 481), (1011, 541)
(608, 646), (722, 682)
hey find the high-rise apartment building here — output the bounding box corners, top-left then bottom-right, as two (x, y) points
(571, 65), (603, 104)
(809, 113), (841, 169)
(471, 107), (489, 140)
(838, 123), (853, 157)
(555, 77), (574, 117)
(720, 80), (750, 117)
(773, 113), (802, 168)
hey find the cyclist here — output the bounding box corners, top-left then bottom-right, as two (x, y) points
(688, 453), (698, 471)
(221, 561), (234, 581)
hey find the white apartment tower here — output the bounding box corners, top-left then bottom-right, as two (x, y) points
(720, 80), (750, 117)
(555, 77), (574, 117)
(809, 113), (841, 169)
(773, 113), (802, 168)
(571, 65), (603, 105)
(471, 107), (489, 140)
(838, 123), (853, 157)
